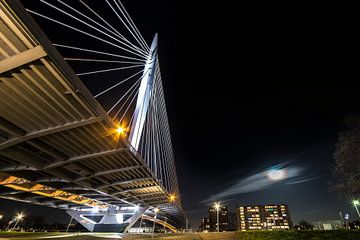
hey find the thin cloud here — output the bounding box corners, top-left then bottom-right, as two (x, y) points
(202, 163), (311, 203)
(284, 176), (322, 185)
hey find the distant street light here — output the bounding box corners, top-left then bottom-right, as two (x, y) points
(11, 213), (24, 231)
(214, 202), (221, 232)
(152, 208), (160, 239)
(0, 214), (3, 220)
(353, 200), (360, 219)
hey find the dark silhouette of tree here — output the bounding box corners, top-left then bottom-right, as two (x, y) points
(330, 115), (360, 197)
(297, 220), (313, 230)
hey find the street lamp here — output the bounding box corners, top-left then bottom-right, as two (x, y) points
(353, 200), (360, 219)
(152, 208), (160, 239)
(11, 213), (24, 231)
(0, 214), (3, 220)
(214, 202), (221, 232)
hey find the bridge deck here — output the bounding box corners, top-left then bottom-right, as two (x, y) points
(0, 0), (184, 228)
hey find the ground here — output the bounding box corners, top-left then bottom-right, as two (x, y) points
(0, 231), (359, 240)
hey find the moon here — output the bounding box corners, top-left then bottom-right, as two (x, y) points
(267, 169), (286, 181)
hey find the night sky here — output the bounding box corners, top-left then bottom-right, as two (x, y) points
(1, 1), (358, 228)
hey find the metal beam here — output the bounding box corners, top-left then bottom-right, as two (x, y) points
(61, 186), (90, 191)
(98, 177), (154, 189)
(141, 214), (177, 233)
(129, 34), (158, 150)
(124, 192), (163, 199)
(0, 172), (109, 208)
(45, 147), (127, 169)
(0, 117), (102, 150)
(75, 166), (144, 182)
(0, 117), (25, 137)
(0, 190), (22, 196)
(36, 177), (70, 183)
(80, 193), (105, 197)
(0, 46), (47, 73)
(1, 165), (37, 171)
(112, 185), (160, 196)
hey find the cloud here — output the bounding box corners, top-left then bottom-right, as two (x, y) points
(284, 176), (322, 185)
(202, 163), (315, 203)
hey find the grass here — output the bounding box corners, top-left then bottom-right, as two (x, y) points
(198, 230), (360, 240)
(0, 230), (359, 240)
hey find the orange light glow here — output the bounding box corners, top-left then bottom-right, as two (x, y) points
(116, 127), (125, 134)
(169, 194), (176, 202)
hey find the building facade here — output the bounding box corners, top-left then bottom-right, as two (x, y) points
(209, 205), (229, 232)
(238, 204), (292, 231)
(199, 217), (211, 232)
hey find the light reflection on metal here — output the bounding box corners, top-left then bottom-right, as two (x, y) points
(129, 33), (158, 150)
(0, 173), (108, 209)
(141, 214), (177, 233)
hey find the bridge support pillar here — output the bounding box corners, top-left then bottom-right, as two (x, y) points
(66, 206), (147, 232)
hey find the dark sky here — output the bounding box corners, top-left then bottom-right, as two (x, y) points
(1, 0), (358, 228)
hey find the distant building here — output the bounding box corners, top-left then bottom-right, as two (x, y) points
(209, 205), (229, 232)
(238, 204), (292, 231)
(238, 205), (262, 230)
(263, 205), (292, 230)
(199, 217), (211, 232)
(313, 220), (343, 230)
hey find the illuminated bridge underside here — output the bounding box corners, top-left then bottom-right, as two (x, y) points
(0, 0), (185, 230)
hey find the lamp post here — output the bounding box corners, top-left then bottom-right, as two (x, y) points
(353, 200), (360, 219)
(139, 214), (144, 234)
(66, 216), (73, 233)
(214, 203), (221, 232)
(151, 208), (159, 239)
(11, 213), (24, 231)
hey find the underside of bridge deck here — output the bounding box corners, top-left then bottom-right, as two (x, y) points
(0, 0), (186, 231)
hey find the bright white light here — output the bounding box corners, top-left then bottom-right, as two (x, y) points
(134, 205), (140, 212)
(16, 213), (24, 220)
(92, 207), (99, 213)
(267, 169), (286, 181)
(116, 213), (123, 223)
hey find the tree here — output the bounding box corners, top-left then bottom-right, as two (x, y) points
(297, 220), (313, 230)
(330, 115), (360, 198)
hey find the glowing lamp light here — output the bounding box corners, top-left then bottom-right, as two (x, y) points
(0, 214), (3, 219)
(353, 200), (360, 205)
(134, 205), (140, 212)
(16, 213), (24, 220)
(214, 202), (221, 210)
(169, 194), (176, 202)
(116, 126), (125, 134)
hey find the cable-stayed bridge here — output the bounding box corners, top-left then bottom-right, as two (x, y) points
(0, 0), (186, 232)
